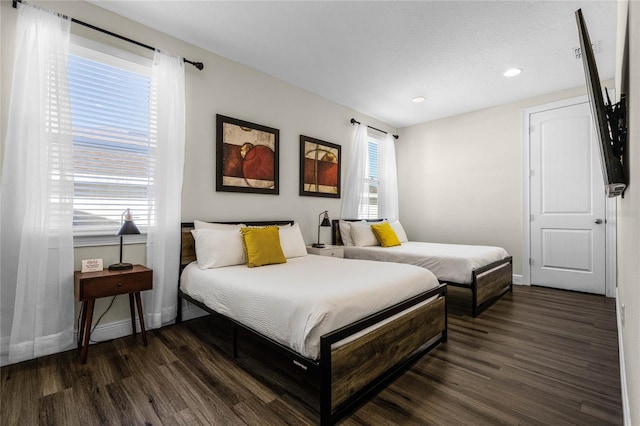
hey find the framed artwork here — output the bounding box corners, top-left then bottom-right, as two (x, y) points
(299, 135), (341, 198)
(216, 114), (279, 194)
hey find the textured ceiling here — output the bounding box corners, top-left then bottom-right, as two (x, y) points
(88, 1), (618, 128)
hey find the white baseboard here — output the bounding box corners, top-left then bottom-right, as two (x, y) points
(0, 336), (9, 367)
(513, 274), (525, 285)
(77, 317), (145, 344)
(0, 299), (213, 367)
(616, 288), (631, 426)
(0, 317), (166, 367)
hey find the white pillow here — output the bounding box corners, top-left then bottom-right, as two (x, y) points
(389, 221), (409, 243)
(191, 228), (245, 269)
(339, 220), (359, 246)
(194, 220), (246, 230)
(350, 221), (381, 247)
(279, 223), (308, 258)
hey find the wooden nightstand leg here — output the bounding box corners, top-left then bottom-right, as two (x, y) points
(129, 293), (136, 337)
(80, 299), (95, 364)
(78, 301), (87, 348)
(134, 292), (148, 346)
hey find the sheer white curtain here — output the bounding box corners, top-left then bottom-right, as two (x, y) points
(378, 132), (399, 221)
(340, 124), (369, 219)
(144, 50), (186, 329)
(341, 124), (399, 220)
(0, 3), (74, 363)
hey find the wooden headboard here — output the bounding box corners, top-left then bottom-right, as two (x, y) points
(180, 220), (295, 270)
(331, 218), (385, 245)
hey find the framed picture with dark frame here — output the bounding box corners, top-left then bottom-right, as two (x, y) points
(216, 114), (279, 195)
(299, 135), (341, 198)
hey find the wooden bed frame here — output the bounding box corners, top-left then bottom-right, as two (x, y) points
(332, 219), (512, 317)
(177, 221), (447, 425)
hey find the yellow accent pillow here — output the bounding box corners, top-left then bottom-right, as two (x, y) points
(370, 222), (401, 247)
(240, 226), (287, 267)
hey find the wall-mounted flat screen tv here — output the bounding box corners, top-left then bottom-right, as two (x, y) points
(575, 8), (627, 197)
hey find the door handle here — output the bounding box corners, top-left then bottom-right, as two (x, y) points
(594, 218), (603, 224)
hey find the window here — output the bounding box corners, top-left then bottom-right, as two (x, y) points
(359, 136), (380, 219)
(67, 39), (155, 236)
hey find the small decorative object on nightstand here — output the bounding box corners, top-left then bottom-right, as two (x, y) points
(306, 244), (344, 258)
(74, 265), (153, 363)
(313, 210), (331, 248)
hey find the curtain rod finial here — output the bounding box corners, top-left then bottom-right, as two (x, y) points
(184, 59), (204, 70)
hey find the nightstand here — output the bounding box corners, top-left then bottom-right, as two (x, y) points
(306, 245), (344, 258)
(74, 265), (153, 363)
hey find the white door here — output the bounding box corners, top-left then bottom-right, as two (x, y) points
(529, 101), (606, 294)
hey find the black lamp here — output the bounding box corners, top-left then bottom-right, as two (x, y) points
(312, 210), (331, 248)
(108, 208), (140, 271)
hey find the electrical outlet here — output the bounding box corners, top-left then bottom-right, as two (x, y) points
(621, 304), (625, 327)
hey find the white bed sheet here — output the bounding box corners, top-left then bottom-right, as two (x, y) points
(343, 242), (509, 284)
(180, 255), (439, 360)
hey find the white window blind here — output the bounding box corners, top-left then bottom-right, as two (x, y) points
(359, 138), (380, 219)
(67, 41), (155, 236)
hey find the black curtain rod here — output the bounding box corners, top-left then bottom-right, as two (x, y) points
(12, 0), (204, 71)
(350, 118), (398, 139)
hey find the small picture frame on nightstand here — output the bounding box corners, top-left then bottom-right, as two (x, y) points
(81, 259), (103, 273)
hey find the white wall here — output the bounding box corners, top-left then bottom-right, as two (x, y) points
(616, 1), (639, 423)
(0, 0), (396, 359)
(397, 84), (613, 277)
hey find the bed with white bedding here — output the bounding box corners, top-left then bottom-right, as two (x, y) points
(333, 219), (513, 317)
(180, 254), (441, 360)
(177, 221), (447, 425)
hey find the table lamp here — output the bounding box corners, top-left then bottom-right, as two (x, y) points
(313, 210), (331, 248)
(108, 208), (140, 270)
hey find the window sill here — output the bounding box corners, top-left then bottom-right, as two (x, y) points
(73, 233), (147, 248)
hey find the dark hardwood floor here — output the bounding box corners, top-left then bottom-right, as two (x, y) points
(1, 285), (622, 425)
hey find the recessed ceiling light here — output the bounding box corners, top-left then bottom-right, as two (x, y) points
(412, 96), (425, 103)
(503, 68), (522, 77)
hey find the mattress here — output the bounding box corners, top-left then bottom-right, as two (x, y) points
(180, 255), (439, 360)
(344, 242), (509, 284)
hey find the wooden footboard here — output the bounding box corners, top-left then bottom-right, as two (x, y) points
(471, 256), (513, 316)
(475, 258), (513, 305)
(320, 286), (446, 424)
(330, 298), (445, 409)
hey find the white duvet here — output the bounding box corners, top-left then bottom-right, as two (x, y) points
(180, 255), (439, 360)
(344, 242), (509, 284)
